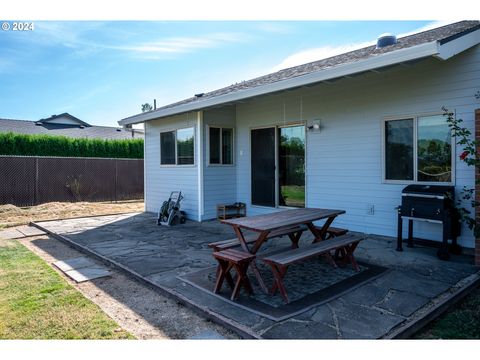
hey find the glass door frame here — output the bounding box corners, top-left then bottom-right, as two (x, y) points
(250, 122), (306, 209)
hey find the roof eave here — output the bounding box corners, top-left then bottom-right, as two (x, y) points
(118, 32), (477, 126)
(434, 27), (480, 60)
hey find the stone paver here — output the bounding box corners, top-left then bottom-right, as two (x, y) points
(16, 225), (46, 237)
(52, 256), (111, 283)
(33, 213), (480, 339)
(0, 228), (25, 240)
(64, 266), (111, 283)
(53, 256), (96, 272)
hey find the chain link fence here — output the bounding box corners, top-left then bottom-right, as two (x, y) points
(0, 156), (143, 206)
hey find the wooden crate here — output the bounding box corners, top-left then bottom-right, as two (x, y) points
(217, 203), (246, 220)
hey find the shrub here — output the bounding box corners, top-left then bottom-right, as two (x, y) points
(0, 132), (143, 159)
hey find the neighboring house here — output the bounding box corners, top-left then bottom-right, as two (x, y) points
(0, 113), (144, 140)
(119, 21), (480, 254)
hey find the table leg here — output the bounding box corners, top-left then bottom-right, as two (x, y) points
(307, 217), (336, 243)
(287, 231), (303, 249)
(233, 226), (269, 293)
(306, 220), (338, 268)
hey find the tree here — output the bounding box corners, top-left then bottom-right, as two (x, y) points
(141, 103), (153, 112)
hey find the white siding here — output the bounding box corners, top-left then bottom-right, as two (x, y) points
(202, 106), (237, 220)
(235, 45), (480, 248)
(144, 113), (199, 220)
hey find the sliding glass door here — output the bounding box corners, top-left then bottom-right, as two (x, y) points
(251, 125), (305, 208)
(251, 128), (276, 207)
(279, 126), (305, 208)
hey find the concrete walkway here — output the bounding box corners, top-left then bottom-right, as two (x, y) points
(32, 212), (480, 339)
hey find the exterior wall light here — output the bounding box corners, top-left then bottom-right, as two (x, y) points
(307, 119), (321, 132)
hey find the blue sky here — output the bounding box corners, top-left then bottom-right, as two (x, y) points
(0, 20), (451, 127)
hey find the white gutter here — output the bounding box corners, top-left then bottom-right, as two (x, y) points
(119, 32), (478, 126)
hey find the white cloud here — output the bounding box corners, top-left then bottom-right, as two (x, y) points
(270, 20), (459, 72)
(26, 22), (249, 60)
(397, 20), (456, 38)
(271, 41), (374, 72)
(113, 32), (249, 59)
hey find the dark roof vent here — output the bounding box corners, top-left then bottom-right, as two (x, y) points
(116, 128), (122, 132)
(376, 33), (397, 49)
(195, 93), (204, 98)
(79, 125), (85, 129)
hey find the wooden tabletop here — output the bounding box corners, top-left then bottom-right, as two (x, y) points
(220, 208), (345, 232)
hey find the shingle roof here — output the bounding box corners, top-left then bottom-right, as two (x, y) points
(120, 20), (479, 125)
(37, 113), (91, 127)
(0, 118), (143, 140)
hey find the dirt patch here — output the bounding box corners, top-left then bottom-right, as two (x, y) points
(19, 235), (239, 339)
(0, 201), (144, 229)
(0, 239), (15, 248)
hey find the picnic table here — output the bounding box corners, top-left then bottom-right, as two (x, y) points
(220, 208), (346, 293)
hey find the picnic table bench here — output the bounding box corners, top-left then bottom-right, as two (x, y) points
(208, 224), (308, 252)
(262, 233), (364, 303)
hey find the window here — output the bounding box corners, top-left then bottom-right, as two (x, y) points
(160, 131), (176, 165)
(160, 127), (195, 165)
(208, 126), (233, 165)
(176, 128), (194, 165)
(384, 114), (452, 183)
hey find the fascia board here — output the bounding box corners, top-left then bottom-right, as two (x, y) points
(435, 29), (480, 60)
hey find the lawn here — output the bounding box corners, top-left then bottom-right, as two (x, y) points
(414, 286), (480, 339)
(0, 240), (134, 339)
(281, 185), (305, 207)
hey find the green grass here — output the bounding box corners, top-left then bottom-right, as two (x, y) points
(414, 286), (480, 339)
(0, 241), (134, 339)
(281, 185), (305, 207)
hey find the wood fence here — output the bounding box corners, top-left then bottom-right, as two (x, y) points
(0, 156), (143, 206)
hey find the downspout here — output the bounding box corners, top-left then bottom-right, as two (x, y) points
(197, 111), (204, 222)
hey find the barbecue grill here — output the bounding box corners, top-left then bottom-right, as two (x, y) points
(396, 184), (461, 260)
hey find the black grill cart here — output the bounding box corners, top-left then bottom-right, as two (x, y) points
(396, 185), (461, 260)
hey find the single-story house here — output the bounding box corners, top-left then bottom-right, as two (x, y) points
(119, 21), (480, 262)
(0, 113), (144, 140)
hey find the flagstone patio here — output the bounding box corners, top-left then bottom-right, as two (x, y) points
(32, 212), (480, 339)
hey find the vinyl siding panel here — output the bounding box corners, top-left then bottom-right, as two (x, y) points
(144, 113), (199, 220)
(202, 106), (237, 220)
(234, 45), (480, 248)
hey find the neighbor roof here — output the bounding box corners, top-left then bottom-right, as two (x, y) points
(119, 20), (480, 126)
(0, 117), (144, 140)
(37, 113), (91, 127)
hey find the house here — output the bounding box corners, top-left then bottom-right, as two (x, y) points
(119, 21), (480, 261)
(0, 113), (144, 140)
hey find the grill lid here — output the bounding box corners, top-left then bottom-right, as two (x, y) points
(401, 184), (454, 196)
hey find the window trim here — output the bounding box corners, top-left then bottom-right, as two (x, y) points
(206, 125), (235, 167)
(159, 126), (196, 167)
(382, 112), (455, 185)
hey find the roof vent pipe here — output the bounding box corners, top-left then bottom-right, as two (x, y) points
(376, 33), (397, 49)
(154, 99), (157, 110)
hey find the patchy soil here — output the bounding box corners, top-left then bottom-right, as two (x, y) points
(0, 201), (144, 229)
(19, 235), (239, 339)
